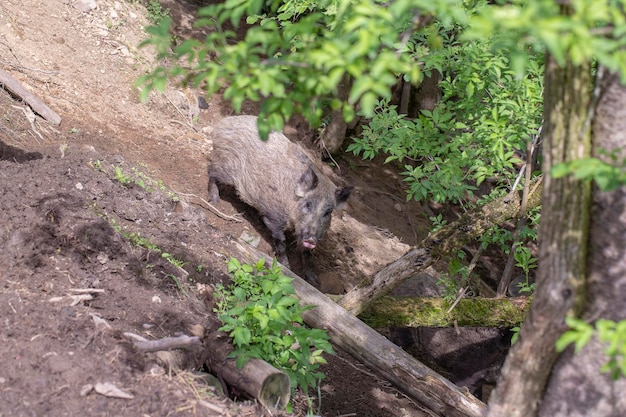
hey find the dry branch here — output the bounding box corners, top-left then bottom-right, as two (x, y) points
(0, 68), (62, 125)
(232, 240), (487, 417)
(130, 334), (202, 353)
(339, 180), (542, 315)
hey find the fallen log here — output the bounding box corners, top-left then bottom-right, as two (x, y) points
(203, 330), (291, 411)
(0, 68), (62, 125)
(232, 240), (487, 417)
(339, 180), (542, 315)
(359, 296), (530, 328)
(125, 331), (290, 410)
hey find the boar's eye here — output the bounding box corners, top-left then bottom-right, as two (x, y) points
(303, 201), (313, 212)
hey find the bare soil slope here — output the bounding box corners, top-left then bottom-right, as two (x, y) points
(0, 1), (431, 416)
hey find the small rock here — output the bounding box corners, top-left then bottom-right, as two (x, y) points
(80, 384), (94, 396)
(189, 324), (205, 338)
(94, 382), (134, 399)
(240, 231), (261, 247)
(118, 46), (130, 57)
(74, 0), (97, 13)
(96, 252), (108, 264)
(75, 182), (84, 190)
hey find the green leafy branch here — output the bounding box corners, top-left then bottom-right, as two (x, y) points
(552, 155), (626, 191)
(557, 317), (626, 380)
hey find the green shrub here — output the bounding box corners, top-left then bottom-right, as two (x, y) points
(214, 258), (334, 394)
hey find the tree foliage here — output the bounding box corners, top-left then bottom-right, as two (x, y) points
(136, 0), (472, 136)
(347, 28), (543, 204)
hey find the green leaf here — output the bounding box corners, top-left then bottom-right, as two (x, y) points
(233, 326), (251, 347)
(466, 81), (475, 98)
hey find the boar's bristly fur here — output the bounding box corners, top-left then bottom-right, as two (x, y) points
(208, 115), (352, 284)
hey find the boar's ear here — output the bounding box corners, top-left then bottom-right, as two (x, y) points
(335, 186), (353, 210)
(295, 166), (319, 197)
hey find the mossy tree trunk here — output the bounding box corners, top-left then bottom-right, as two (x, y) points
(486, 49), (593, 417)
(537, 71), (626, 417)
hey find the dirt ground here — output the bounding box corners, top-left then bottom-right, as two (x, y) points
(0, 1), (444, 416)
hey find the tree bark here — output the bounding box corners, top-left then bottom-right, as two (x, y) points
(486, 51), (593, 416)
(360, 296), (529, 328)
(232, 240), (487, 417)
(339, 179), (542, 315)
(537, 71), (626, 417)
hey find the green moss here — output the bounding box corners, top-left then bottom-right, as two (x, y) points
(359, 296), (529, 328)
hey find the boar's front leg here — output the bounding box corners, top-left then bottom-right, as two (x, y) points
(262, 215), (290, 267)
(300, 250), (319, 286)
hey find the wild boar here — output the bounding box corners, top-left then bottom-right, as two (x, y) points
(208, 115), (352, 283)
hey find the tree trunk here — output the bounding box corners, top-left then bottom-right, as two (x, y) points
(318, 74), (351, 154)
(411, 71), (441, 116)
(537, 71), (626, 417)
(486, 51), (593, 416)
(232, 240), (488, 417)
(339, 179), (542, 315)
(359, 296), (530, 328)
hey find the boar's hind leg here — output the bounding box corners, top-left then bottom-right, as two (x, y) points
(207, 168), (223, 204)
(262, 216), (290, 267)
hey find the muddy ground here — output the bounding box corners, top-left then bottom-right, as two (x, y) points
(0, 1), (454, 416)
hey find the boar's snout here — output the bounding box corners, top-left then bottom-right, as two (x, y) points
(300, 235), (318, 250)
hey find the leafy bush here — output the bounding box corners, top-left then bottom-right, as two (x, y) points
(214, 258), (334, 394)
(348, 25), (544, 205)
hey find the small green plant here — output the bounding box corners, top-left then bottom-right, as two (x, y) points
(214, 258), (334, 395)
(92, 159), (104, 171)
(114, 165), (133, 185)
(436, 273), (465, 304)
(145, 0), (170, 25)
(166, 273), (189, 297)
(429, 214), (448, 234)
(557, 317), (626, 380)
(514, 246), (537, 295)
(162, 252), (186, 269)
(510, 326), (521, 345)
(436, 249), (470, 303)
(107, 163), (179, 201)
(480, 225), (514, 253)
(124, 230), (159, 251)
